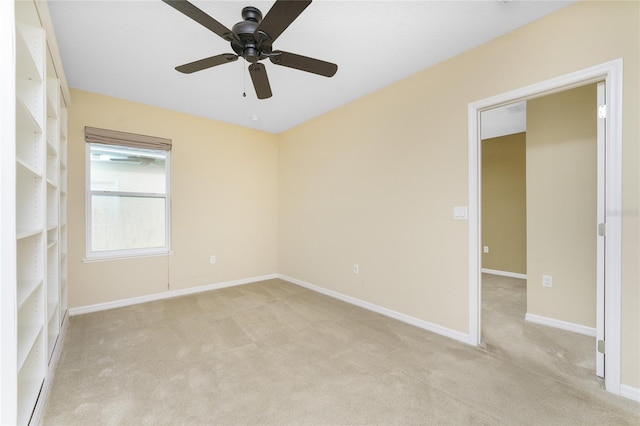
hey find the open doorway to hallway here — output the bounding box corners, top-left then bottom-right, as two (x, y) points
(468, 59), (623, 396)
(479, 84), (602, 390)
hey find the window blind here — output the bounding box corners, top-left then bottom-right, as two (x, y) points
(85, 126), (172, 151)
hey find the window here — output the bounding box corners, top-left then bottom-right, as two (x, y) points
(85, 127), (171, 259)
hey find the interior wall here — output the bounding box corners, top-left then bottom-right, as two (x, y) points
(526, 84), (597, 328)
(278, 1), (639, 388)
(481, 132), (526, 275)
(67, 89), (279, 308)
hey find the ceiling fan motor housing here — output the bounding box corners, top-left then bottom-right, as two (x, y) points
(231, 6), (271, 63)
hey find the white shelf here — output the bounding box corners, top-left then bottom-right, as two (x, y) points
(15, 23), (43, 83)
(17, 279), (43, 309)
(16, 102), (43, 174)
(16, 162), (43, 237)
(17, 339), (45, 425)
(16, 228), (42, 240)
(17, 377), (43, 426)
(17, 323), (42, 372)
(16, 78), (44, 129)
(16, 156), (42, 179)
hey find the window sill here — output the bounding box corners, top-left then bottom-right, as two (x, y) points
(83, 250), (174, 263)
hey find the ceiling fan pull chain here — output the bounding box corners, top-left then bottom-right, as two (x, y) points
(243, 62), (247, 97)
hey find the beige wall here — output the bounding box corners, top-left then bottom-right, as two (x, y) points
(526, 84), (597, 327)
(482, 133), (526, 274)
(278, 1), (639, 388)
(65, 1), (639, 390)
(67, 89), (279, 307)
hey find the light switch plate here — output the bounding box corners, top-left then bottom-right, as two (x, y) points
(454, 206), (468, 220)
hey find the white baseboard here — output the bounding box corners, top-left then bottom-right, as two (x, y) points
(482, 268), (527, 280)
(44, 274), (640, 404)
(68, 274), (280, 316)
(278, 274), (471, 345)
(525, 313), (596, 337)
(620, 384), (640, 402)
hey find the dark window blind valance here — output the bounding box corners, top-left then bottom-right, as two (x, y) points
(85, 126), (172, 151)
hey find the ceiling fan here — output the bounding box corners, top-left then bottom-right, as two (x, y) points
(162, 0), (338, 99)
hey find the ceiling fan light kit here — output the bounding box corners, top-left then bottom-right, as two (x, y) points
(163, 0), (338, 99)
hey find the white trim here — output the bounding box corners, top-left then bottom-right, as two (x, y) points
(30, 311), (69, 426)
(85, 144), (172, 261)
(279, 275), (471, 344)
(481, 268), (526, 280)
(596, 81), (606, 378)
(82, 250), (174, 263)
(0, 1), (18, 422)
(525, 313), (596, 337)
(620, 385), (640, 403)
(68, 274), (279, 316)
(468, 59), (623, 395)
(603, 59), (623, 396)
(468, 102), (481, 347)
(69, 271), (470, 343)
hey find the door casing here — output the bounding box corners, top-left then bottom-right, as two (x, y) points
(467, 59), (623, 395)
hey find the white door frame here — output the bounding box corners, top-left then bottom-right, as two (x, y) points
(596, 81), (606, 378)
(467, 59), (623, 395)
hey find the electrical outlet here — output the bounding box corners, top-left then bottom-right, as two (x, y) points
(483, 246), (489, 253)
(353, 264), (359, 274)
(210, 255), (217, 264)
(543, 275), (552, 288)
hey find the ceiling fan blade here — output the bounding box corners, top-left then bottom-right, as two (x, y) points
(175, 54), (238, 74)
(248, 63), (272, 99)
(255, 0), (312, 43)
(162, 0), (234, 41)
(270, 51), (337, 77)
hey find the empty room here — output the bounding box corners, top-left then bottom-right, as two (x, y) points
(2, 0), (639, 424)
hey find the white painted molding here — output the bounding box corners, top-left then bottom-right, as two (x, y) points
(620, 385), (640, 403)
(68, 274), (279, 315)
(481, 268), (526, 280)
(279, 275), (471, 345)
(525, 313), (596, 337)
(469, 58), (624, 396)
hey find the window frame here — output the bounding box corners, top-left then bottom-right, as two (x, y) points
(85, 142), (171, 261)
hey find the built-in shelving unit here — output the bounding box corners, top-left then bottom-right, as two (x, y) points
(7, 1), (70, 424)
(15, 3), (46, 423)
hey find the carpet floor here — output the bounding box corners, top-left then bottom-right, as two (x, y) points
(41, 277), (639, 425)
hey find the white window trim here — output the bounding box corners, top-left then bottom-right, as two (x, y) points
(85, 143), (171, 261)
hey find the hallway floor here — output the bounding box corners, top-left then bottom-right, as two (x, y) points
(481, 273), (601, 394)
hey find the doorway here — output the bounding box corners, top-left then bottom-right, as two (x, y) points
(467, 59), (623, 395)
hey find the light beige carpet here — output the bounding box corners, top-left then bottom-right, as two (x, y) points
(41, 277), (639, 425)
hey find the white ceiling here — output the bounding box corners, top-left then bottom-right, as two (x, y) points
(48, 0), (574, 134)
